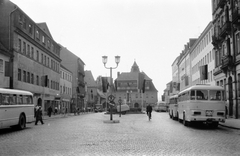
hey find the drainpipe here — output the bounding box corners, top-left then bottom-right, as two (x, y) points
(9, 5), (18, 89)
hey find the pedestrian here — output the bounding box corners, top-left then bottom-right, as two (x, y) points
(146, 104), (153, 119)
(35, 106), (44, 125)
(47, 105), (53, 117)
(34, 105), (39, 118)
(54, 106), (58, 115)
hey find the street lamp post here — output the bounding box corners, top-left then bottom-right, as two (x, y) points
(102, 55), (120, 121)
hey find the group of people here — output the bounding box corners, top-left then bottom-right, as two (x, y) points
(47, 106), (58, 117)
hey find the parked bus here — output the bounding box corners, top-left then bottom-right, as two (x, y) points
(169, 94), (178, 120)
(0, 88), (35, 130)
(177, 85), (226, 128)
(154, 101), (167, 112)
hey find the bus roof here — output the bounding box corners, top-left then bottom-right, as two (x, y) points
(0, 88), (33, 95)
(179, 85), (224, 95)
(169, 94), (178, 98)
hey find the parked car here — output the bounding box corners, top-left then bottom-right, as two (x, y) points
(117, 104), (130, 114)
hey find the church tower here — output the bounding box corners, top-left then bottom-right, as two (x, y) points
(131, 61), (140, 73)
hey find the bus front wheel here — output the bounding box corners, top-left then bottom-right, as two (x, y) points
(18, 114), (26, 130)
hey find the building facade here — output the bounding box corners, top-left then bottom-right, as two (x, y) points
(212, 0), (239, 118)
(190, 22), (215, 86)
(84, 70), (98, 111)
(115, 61), (158, 109)
(60, 64), (72, 113)
(59, 45), (85, 111)
(0, 1), (61, 112)
(0, 41), (11, 88)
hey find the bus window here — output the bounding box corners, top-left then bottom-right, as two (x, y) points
(190, 90), (195, 100)
(2, 94), (10, 105)
(196, 90), (208, 100)
(26, 95), (33, 104)
(0, 94), (2, 105)
(209, 90), (221, 101)
(18, 95), (23, 104)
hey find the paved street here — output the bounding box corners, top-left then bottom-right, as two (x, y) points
(0, 112), (240, 156)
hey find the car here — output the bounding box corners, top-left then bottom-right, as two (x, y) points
(94, 104), (103, 113)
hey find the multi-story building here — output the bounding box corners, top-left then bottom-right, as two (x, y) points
(178, 39), (197, 91)
(115, 61), (158, 109)
(0, 1), (61, 112)
(60, 64), (72, 113)
(84, 70), (98, 111)
(0, 41), (11, 88)
(211, 0), (239, 118)
(171, 56), (180, 95)
(59, 45), (85, 111)
(190, 22), (215, 86)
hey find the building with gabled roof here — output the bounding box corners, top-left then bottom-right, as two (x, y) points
(84, 70), (98, 111)
(114, 61), (158, 109)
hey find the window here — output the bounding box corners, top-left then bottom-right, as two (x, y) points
(236, 33), (240, 54)
(196, 90), (208, 100)
(27, 72), (30, 83)
(42, 36), (45, 43)
(0, 59), (3, 73)
(31, 47), (34, 59)
(29, 24), (32, 34)
(41, 54), (43, 63)
(44, 55), (46, 65)
(23, 71), (26, 82)
(23, 42), (26, 54)
(36, 75), (39, 85)
(190, 90), (195, 100)
(36, 50), (39, 62)
(31, 73), (34, 84)
(18, 39), (21, 52)
(27, 44), (30, 56)
(18, 69), (21, 81)
(209, 90), (222, 101)
(36, 30), (39, 39)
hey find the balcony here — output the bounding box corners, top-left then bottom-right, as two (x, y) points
(232, 9), (240, 25)
(218, 0), (226, 9)
(212, 35), (222, 49)
(219, 21), (231, 38)
(221, 55), (233, 71)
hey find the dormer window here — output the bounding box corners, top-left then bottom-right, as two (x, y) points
(36, 30), (39, 39)
(42, 36), (45, 44)
(29, 24), (32, 34)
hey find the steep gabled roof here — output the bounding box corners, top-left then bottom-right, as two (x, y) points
(84, 70), (97, 87)
(37, 22), (53, 39)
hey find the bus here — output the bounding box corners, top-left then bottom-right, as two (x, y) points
(154, 101), (167, 112)
(177, 85), (226, 128)
(169, 94), (178, 120)
(0, 88), (35, 130)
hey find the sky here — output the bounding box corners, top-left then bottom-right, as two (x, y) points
(10, 0), (212, 99)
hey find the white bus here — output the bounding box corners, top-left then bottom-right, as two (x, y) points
(177, 85), (226, 128)
(0, 88), (35, 130)
(169, 94), (178, 120)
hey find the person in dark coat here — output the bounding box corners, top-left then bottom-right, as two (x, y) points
(35, 106), (44, 125)
(146, 104), (153, 119)
(47, 106), (53, 117)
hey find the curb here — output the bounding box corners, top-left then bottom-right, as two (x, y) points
(219, 124), (240, 130)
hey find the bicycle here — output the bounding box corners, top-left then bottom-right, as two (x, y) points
(147, 112), (151, 121)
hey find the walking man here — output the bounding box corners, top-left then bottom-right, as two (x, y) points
(35, 106), (44, 125)
(47, 106), (53, 117)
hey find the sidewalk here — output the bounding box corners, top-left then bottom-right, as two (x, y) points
(219, 118), (240, 130)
